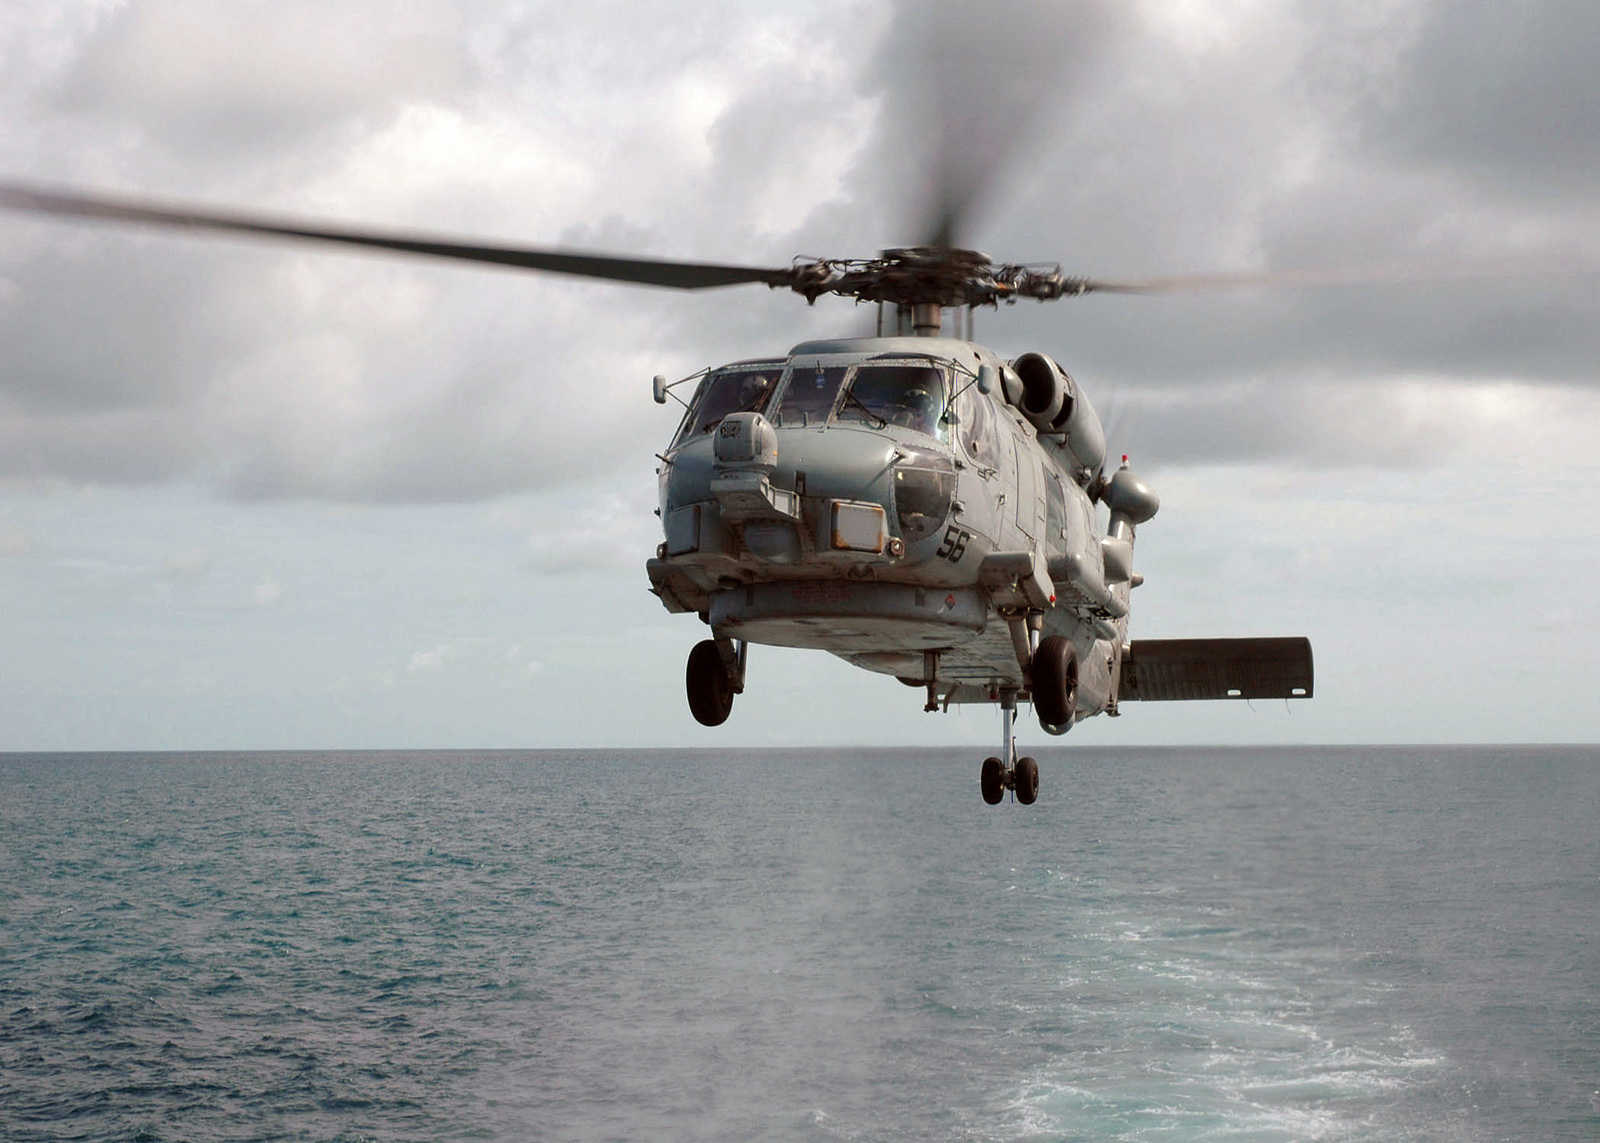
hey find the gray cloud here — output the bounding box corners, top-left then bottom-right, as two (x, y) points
(1364, 0), (1600, 200)
(1, 0), (1596, 504)
(955, 0), (1600, 437)
(50, 0), (466, 164)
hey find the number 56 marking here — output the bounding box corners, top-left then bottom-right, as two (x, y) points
(936, 526), (971, 562)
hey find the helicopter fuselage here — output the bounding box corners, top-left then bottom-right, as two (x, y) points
(647, 335), (1144, 728)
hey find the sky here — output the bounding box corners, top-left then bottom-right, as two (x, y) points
(1, 0), (1597, 750)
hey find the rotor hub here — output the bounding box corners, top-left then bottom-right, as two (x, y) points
(781, 246), (1089, 310)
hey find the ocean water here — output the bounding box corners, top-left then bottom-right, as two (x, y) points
(1, 746), (1595, 1142)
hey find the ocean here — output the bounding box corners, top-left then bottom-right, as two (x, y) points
(1, 746), (1595, 1142)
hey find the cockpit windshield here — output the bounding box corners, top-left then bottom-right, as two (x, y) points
(672, 362), (782, 447)
(771, 364), (850, 427)
(838, 362), (949, 439)
(672, 356), (954, 444)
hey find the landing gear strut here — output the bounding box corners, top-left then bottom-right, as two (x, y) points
(980, 688), (1039, 805)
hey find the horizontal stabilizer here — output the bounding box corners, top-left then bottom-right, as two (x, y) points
(1120, 637), (1313, 702)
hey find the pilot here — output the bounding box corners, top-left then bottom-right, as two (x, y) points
(737, 373), (772, 412)
(890, 386), (937, 432)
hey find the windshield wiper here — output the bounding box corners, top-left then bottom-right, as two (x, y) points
(841, 388), (887, 429)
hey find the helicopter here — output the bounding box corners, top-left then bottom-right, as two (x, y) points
(643, 251), (1315, 806)
(0, 184), (1313, 803)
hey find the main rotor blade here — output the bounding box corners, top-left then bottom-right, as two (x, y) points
(911, 2), (1124, 250)
(1077, 253), (1600, 296)
(0, 182), (794, 291)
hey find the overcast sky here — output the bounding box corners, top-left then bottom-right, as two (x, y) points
(1, 0), (1597, 751)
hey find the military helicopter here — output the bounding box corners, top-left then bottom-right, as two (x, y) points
(643, 251), (1316, 807)
(0, 183), (1313, 803)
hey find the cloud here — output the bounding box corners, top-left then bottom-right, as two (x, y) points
(0, 526), (32, 556)
(1363, 0), (1600, 201)
(160, 546), (211, 577)
(522, 482), (662, 575)
(250, 573), (282, 604)
(498, 644), (544, 688)
(406, 644), (455, 673)
(1110, 375), (1600, 470)
(51, 0), (465, 162)
(0, 0), (1596, 509)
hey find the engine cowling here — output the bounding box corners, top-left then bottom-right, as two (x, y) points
(1010, 352), (1107, 481)
(1013, 351), (1068, 428)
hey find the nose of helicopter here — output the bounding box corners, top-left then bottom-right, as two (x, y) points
(662, 416), (955, 558)
(648, 390), (966, 645)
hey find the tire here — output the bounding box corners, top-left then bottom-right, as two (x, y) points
(1015, 756), (1039, 805)
(1032, 635), (1078, 729)
(980, 756), (1005, 805)
(686, 640), (734, 726)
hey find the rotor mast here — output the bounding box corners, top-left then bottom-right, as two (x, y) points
(908, 302), (944, 336)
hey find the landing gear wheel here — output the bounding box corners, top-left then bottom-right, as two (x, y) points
(1032, 636), (1079, 729)
(1014, 756), (1039, 805)
(686, 639), (734, 726)
(980, 756), (1005, 805)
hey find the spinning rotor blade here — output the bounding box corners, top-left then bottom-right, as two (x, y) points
(1075, 254), (1600, 296)
(911, 2), (1124, 251)
(0, 182), (794, 291)
(7, 181), (1590, 315)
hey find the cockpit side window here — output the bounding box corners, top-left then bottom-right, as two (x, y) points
(839, 363), (949, 439)
(958, 383), (999, 470)
(672, 363), (782, 447)
(772, 364), (850, 426)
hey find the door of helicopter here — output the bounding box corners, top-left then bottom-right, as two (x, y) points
(1044, 467), (1069, 559)
(1008, 433), (1039, 549)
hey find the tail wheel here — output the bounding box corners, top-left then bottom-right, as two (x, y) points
(1032, 635), (1078, 729)
(980, 756), (1005, 805)
(1014, 756), (1039, 805)
(686, 639), (734, 726)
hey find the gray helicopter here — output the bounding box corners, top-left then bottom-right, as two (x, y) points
(0, 184), (1312, 803)
(645, 247), (1312, 805)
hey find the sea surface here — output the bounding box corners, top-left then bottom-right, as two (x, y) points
(1, 746), (1596, 1142)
